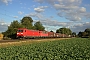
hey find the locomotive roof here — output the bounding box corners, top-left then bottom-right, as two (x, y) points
(18, 28), (48, 32)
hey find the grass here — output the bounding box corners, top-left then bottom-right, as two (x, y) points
(0, 38), (90, 60)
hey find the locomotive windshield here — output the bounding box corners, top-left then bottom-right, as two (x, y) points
(17, 30), (23, 32)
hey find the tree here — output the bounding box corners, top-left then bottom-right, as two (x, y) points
(3, 20), (23, 39)
(34, 21), (45, 31)
(56, 28), (72, 35)
(78, 28), (90, 38)
(50, 30), (54, 32)
(78, 31), (83, 37)
(56, 29), (60, 33)
(72, 32), (76, 37)
(21, 16), (33, 29)
(84, 28), (90, 36)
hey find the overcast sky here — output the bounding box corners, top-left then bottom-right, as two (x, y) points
(0, 0), (90, 33)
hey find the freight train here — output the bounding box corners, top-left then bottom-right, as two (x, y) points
(17, 28), (70, 39)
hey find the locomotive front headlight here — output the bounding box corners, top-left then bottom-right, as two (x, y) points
(21, 33), (23, 34)
(17, 33), (19, 34)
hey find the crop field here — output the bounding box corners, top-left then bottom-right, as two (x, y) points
(0, 38), (90, 60)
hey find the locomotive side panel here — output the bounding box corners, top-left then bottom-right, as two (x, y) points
(17, 28), (48, 38)
(26, 30), (40, 37)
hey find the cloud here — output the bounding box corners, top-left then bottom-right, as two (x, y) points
(25, 12), (44, 20)
(53, 4), (79, 10)
(34, 8), (44, 13)
(0, 20), (9, 32)
(34, 0), (90, 22)
(40, 19), (72, 27)
(34, 6), (48, 13)
(85, 4), (90, 7)
(34, 0), (44, 3)
(0, 0), (12, 5)
(28, 12), (90, 33)
(84, 13), (90, 19)
(42, 20), (90, 33)
(32, 0), (90, 33)
(13, 16), (18, 18)
(53, 0), (84, 21)
(18, 11), (24, 15)
(78, 7), (86, 13)
(25, 12), (72, 27)
(65, 12), (82, 21)
(34, 18), (90, 33)
(71, 22), (90, 33)
(34, 0), (81, 5)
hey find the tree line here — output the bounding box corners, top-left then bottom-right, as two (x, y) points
(2, 16), (90, 39)
(78, 28), (90, 38)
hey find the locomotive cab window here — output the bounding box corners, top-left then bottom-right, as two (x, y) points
(17, 30), (23, 32)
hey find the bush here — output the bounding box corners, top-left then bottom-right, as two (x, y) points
(3, 37), (11, 40)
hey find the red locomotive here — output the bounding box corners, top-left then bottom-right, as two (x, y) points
(17, 28), (69, 39)
(17, 28), (48, 38)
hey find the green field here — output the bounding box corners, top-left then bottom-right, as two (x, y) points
(0, 38), (90, 60)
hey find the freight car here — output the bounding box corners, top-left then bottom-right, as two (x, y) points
(17, 28), (70, 39)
